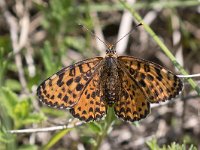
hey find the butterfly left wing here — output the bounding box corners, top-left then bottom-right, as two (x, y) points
(118, 56), (183, 103)
(70, 71), (107, 122)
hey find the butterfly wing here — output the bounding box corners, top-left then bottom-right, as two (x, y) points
(70, 71), (107, 122)
(114, 69), (150, 122)
(118, 56), (183, 103)
(37, 57), (103, 109)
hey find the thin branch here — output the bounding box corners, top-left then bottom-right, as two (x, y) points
(177, 73), (200, 78)
(9, 119), (84, 134)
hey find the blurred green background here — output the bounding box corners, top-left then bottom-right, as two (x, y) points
(0, 0), (200, 150)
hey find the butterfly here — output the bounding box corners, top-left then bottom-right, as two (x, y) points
(37, 43), (183, 122)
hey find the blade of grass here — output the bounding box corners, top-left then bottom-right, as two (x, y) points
(42, 128), (72, 150)
(119, 0), (200, 95)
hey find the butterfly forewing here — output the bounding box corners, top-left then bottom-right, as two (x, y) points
(70, 71), (107, 122)
(37, 57), (103, 109)
(114, 69), (150, 122)
(118, 56), (183, 103)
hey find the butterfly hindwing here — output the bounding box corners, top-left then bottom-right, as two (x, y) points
(70, 71), (107, 122)
(37, 57), (103, 109)
(114, 69), (150, 122)
(118, 56), (183, 103)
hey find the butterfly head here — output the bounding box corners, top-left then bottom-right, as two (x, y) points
(106, 44), (117, 57)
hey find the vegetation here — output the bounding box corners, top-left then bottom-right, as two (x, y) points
(0, 0), (199, 149)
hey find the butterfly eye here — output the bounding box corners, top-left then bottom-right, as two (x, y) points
(106, 44), (116, 55)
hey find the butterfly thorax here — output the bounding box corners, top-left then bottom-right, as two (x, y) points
(99, 56), (121, 106)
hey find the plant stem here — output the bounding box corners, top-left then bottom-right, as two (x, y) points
(94, 108), (114, 150)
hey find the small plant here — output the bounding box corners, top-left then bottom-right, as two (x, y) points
(146, 138), (197, 150)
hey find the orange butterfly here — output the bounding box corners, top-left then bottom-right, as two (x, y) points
(37, 43), (183, 122)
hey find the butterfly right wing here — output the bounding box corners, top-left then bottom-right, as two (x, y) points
(114, 69), (150, 122)
(118, 56), (183, 103)
(37, 57), (103, 109)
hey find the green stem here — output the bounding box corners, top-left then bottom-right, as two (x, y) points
(119, 0), (200, 95)
(94, 108), (114, 150)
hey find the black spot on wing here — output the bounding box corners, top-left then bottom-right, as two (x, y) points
(57, 73), (64, 87)
(76, 83), (84, 91)
(66, 78), (73, 86)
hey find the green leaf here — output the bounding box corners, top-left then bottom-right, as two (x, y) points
(0, 87), (19, 119)
(0, 126), (14, 143)
(88, 122), (102, 134)
(0, 87), (45, 128)
(40, 41), (60, 77)
(0, 48), (9, 86)
(41, 42), (55, 75)
(65, 37), (85, 52)
(5, 79), (21, 91)
(42, 129), (72, 150)
(18, 145), (38, 150)
(21, 113), (46, 125)
(132, 121), (140, 127)
(0, 120), (16, 150)
(14, 100), (30, 119)
(41, 107), (65, 117)
(146, 138), (160, 150)
(81, 136), (97, 146)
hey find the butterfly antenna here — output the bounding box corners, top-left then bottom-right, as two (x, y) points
(79, 24), (110, 48)
(113, 23), (143, 46)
